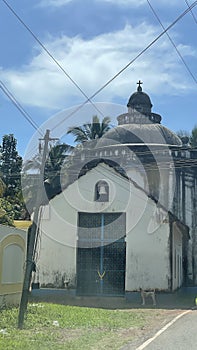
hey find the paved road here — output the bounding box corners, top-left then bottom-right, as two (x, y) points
(125, 310), (197, 350)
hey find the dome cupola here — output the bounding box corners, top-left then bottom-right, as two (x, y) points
(99, 81), (182, 147)
(127, 80), (153, 116)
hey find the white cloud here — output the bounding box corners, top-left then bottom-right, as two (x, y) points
(39, 0), (144, 7)
(39, 0), (73, 7)
(1, 23), (196, 110)
(38, 0), (182, 7)
(97, 0), (145, 6)
(102, 0), (184, 6)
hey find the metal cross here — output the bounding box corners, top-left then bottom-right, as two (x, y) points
(137, 80), (143, 88)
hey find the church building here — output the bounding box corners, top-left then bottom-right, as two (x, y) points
(35, 81), (196, 295)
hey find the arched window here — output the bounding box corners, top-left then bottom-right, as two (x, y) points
(95, 181), (109, 202)
(2, 244), (24, 283)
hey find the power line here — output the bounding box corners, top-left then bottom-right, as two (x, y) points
(146, 0), (197, 84)
(0, 80), (44, 136)
(2, 1), (197, 139)
(88, 1), (197, 100)
(1, 0), (105, 118)
(51, 1), (197, 132)
(184, 0), (197, 24)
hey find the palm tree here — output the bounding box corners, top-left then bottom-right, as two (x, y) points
(44, 143), (73, 181)
(67, 115), (112, 143)
(23, 143), (72, 177)
(22, 143), (73, 208)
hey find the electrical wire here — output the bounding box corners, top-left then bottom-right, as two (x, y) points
(146, 0), (197, 84)
(87, 1), (197, 100)
(22, 147), (197, 168)
(184, 0), (197, 24)
(1, 1), (197, 160)
(1, 0), (105, 118)
(51, 0), (197, 132)
(2, 0), (197, 137)
(0, 80), (44, 136)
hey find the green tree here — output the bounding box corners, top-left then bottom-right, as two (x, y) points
(67, 115), (111, 143)
(0, 134), (22, 196)
(0, 134), (29, 221)
(0, 178), (15, 225)
(0, 197), (15, 226)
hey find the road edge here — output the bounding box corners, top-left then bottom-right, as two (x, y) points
(134, 309), (191, 350)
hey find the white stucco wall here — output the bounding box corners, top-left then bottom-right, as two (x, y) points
(126, 201), (170, 291)
(39, 163), (131, 287)
(38, 163), (173, 291)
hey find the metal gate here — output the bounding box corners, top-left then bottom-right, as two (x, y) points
(77, 212), (126, 296)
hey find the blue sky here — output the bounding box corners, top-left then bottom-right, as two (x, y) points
(0, 0), (197, 156)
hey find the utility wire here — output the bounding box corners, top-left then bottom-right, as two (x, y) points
(146, 0), (197, 84)
(0, 80), (44, 136)
(184, 0), (197, 24)
(2, 1), (197, 138)
(87, 1), (197, 100)
(51, 0), (197, 132)
(1, 0), (104, 118)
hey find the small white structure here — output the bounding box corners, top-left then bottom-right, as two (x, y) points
(37, 162), (188, 296)
(0, 225), (26, 307)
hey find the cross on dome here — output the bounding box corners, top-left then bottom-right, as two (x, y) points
(137, 80), (143, 91)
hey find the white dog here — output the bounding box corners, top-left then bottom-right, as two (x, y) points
(140, 288), (156, 306)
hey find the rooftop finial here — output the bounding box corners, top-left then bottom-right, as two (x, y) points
(137, 80), (143, 92)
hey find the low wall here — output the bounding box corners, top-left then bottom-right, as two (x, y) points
(0, 292), (22, 308)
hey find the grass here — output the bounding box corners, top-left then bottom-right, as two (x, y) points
(0, 302), (159, 350)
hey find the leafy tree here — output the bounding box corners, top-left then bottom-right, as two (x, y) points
(67, 115), (111, 143)
(0, 197), (15, 226)
(0, 177), (6, 197)
(0, 134), (29, 222)
(0, 134), (22, 197)
(22, 143), (73, 208)
(0, 178), (15, 225)
(190, 125), (197, 148)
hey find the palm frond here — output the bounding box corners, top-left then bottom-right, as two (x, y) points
(67, 115), (112, 143)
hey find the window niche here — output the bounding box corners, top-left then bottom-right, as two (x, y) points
(95, 180), (109, 202)
(2, 244), (24, 283)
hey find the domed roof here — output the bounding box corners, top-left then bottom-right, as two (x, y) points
(98, 81), (182, 147)
(127, 81), (152, 115)
(98, 123), (182, 147)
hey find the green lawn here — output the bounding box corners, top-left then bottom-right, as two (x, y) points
(0, 302), (156, 350)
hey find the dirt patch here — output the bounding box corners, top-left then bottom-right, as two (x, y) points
(120, 309), (186, 349)
(57, 328), (86, 342)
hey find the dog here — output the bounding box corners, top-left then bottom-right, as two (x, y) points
(140, 288), (156, 306)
